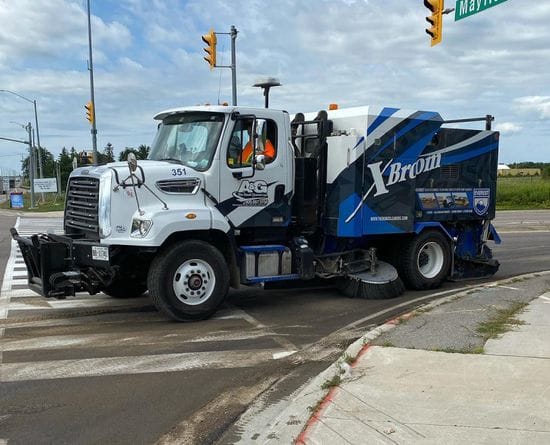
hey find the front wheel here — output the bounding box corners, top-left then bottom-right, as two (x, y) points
(397, 230), (451, 290)
(147, 240), (230, 321)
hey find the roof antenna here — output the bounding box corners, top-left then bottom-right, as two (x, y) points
(253, 77), (281, 108)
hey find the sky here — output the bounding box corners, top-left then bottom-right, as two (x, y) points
(0, 0), (549, 175)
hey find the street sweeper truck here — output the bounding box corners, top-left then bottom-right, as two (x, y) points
(12, 104), (501, 321)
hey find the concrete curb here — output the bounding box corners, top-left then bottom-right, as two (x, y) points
(261, 270), (550, 444)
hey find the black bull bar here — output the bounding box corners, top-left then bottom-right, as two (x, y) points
(10, 228), (111, 298)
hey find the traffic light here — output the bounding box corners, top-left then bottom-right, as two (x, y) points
(85, 101), (94, 125)
(202, 29), (217, 69)
(424, 0), (443, 46)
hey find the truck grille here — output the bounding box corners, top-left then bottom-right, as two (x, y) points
(65, 177), (100, 235)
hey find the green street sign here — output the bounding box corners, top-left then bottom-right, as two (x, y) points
(455, 0), (509, 21)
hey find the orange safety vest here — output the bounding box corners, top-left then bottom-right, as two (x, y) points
(242, 139), (275, 164)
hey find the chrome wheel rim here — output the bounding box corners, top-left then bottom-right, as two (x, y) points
(172, 259), (216, 305)
(417, 241), (444, 279)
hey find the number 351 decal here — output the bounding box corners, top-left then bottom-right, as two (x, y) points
(171, 168), (187, 176)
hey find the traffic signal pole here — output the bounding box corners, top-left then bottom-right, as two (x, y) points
(230, 25), (237, 106)
(202, 26), (238, 106)
(87, 0), (98, 165)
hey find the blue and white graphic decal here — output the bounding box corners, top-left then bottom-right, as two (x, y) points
(473, 188), (490, 216)
(340, 109), (443, 229)
(325, 107), (499, 239)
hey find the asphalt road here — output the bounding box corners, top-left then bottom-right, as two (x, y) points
(0, 210), (549, 445)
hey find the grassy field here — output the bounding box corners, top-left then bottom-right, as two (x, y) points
(0, 192), (65, 212)
(496, 176), (550, 210)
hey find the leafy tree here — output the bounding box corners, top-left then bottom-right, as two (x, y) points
(118, 145), (150, 161)
(21, 147), (55, 180)
(98, 142), (115, 164)
(58, 147), (74, 191)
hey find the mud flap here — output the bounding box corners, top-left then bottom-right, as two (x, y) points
(450, 257), (500, 281)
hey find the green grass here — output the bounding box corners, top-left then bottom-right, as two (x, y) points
(0, 193), (65, 212)
(477, 302), (528, 341)
(321, 374), (342, 390)
(496, 176), (550, 210)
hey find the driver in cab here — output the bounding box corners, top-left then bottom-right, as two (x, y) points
(229, 119), (275, 167)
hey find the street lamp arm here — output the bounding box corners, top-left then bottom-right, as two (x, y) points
(0, 89), (33, 104)
(0, 135), (29, 145)
(1, 88), (44, 180)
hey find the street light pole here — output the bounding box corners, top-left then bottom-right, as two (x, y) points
(32, 99), (44, 180)
(9, 121), (36, 207)
(26, 122), (35, 209)
(0, 89), (44, 179)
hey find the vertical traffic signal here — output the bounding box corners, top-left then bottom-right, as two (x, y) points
(425, 0), (443, 46)
(202, 29), (217, 69)
(85, 101), (94, 125)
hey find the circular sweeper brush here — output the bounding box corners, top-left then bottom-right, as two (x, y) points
(337, 260), (405, 300)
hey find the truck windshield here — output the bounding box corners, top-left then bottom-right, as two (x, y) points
(149, 112), (225, 171)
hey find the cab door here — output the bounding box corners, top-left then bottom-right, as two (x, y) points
(217, 112), (292, 229)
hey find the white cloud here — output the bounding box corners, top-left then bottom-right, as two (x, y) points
(515, 96), (550, 119)
(1, 0), (549, 172)
(0, 0), (131, 64)
(494, 122), (522, 135)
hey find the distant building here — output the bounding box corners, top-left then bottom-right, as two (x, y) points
(497, 164), (510, 170)
(498, 168), (541, 177)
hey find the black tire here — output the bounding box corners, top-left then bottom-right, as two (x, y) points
(147, 240), (230, 321)
(397, 230), (451, 290)
(102, 279), (147, 299)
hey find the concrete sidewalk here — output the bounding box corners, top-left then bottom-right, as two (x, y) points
(296, 290), (550, 444)
(237, 272), (550, 444)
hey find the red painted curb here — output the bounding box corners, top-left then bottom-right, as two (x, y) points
(295, 310), (417, 443)
(295, 386), (339, 444)
(351, 343), (371, 368)
(386, 310), (415, 326)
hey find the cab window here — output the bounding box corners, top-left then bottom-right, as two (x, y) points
(227, 118), (277, 168)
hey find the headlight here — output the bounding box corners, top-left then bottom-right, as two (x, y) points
(98, 174), (112, 238)
(131, 218), (153, 238)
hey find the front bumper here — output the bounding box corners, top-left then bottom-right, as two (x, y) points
(10, 228), (113, 298)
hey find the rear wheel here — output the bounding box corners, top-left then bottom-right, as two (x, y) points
(147, 240), (229, 321)
(398, 230), (451, 290)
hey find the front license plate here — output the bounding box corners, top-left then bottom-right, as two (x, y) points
(92, 246), (109, 261)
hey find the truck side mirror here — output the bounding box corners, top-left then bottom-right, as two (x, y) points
(127, 153), (138, 172)
(255, 154), (266, 170)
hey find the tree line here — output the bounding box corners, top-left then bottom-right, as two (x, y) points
(21, 143), (150, 191)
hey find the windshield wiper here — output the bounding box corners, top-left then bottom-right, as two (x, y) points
(159, 157), (184, 164)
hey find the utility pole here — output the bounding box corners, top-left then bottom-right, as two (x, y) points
(32, 100), (44, 180)
(87, 0), (98, 165)
(27, 122), (35, 209)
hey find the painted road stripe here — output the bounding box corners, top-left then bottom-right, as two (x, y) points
(1, 348), (294, 382)
(6, 296), (149, 311)
(0, 217), (21, 363)
(2, 326), (291, 352)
